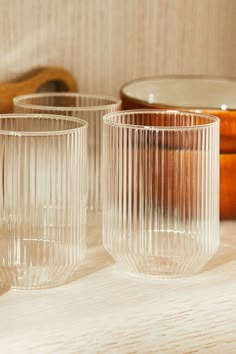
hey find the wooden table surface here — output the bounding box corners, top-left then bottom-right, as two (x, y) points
(0, 221), (235, 354)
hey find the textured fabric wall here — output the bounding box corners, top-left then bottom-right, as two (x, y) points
(0, 0), (236, 96)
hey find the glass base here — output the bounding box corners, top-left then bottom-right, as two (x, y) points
(110, 253), (215, 277)
(0, 236), (86, 289)
(0, 264), (82, 289)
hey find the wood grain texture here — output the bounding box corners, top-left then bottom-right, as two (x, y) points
(0, 0), (236, 96)
(0, 221), (235, 353)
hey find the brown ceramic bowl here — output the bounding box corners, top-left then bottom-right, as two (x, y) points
(120, 76), (236, 219)
(121, 76), (236, 153)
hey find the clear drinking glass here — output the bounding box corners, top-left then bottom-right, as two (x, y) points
(14, 93), (121, 245)
(102, 110), (219, 277)
(0, 114), (87, 289)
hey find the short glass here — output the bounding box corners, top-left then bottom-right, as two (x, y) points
(102, 110), (219, 277)
(14, 93), (121, 245)
(0, 114), (87, 289)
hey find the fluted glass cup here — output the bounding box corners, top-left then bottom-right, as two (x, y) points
(103, 110), (219, 277)
(14, 93), (121, 246)
(0, 114), (87, 289)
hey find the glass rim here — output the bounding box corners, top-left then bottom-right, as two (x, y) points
(103, 109), (220, 130)
(13, 92), (121, 112)
(0, 114), (88, 137)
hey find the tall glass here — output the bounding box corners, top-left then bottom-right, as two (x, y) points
(102, 110), (219, 277)
(14, 93), (121, 245)
(0, 114), (87, 289)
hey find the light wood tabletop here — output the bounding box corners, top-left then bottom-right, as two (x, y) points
(0, 221), (235, 354)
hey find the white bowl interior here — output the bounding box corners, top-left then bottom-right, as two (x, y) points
(123, 78), (236, 110)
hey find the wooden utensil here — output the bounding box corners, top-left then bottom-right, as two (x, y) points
(0, 66), (78, 113)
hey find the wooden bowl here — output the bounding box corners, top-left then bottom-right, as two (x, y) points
(120, 76), (236, 219)
(121, 76), (236, 153)
(220, 153), (236, 219)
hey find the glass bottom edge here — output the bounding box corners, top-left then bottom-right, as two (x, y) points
(109, 252), (216, 278)
(0, 264), (82, 290)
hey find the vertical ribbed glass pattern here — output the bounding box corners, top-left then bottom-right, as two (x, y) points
(0, 114), (87, 289)
(14, 94), (121, 246)
(102, 110), (219, 277)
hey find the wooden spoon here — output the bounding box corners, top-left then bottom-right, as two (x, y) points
(0, 66), (78, 113)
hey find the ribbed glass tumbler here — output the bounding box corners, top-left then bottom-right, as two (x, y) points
(14, 93), (121, 245)
(102, 110), (220, 277)
(0, 114), (87, 289)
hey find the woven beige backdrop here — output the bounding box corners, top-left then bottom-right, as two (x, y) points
(0, 0), (236, 96)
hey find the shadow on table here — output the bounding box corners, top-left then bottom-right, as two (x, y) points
(65, 220), (114, 284)
(65, 245), (114, 285)
(0, 286), (11, 296)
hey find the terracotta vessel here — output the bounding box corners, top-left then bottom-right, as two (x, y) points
(121, 76), (236, 219)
